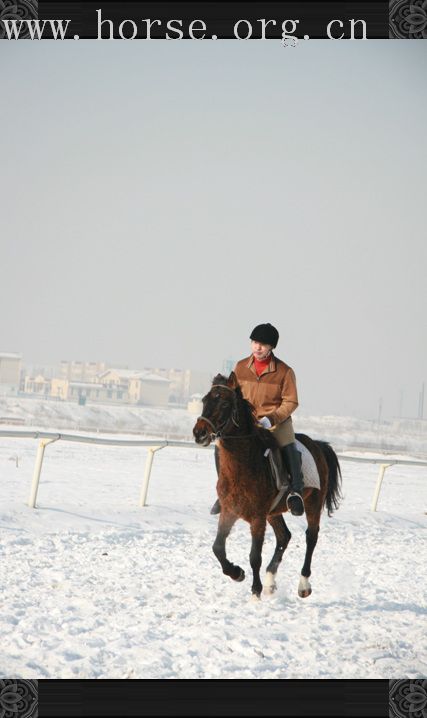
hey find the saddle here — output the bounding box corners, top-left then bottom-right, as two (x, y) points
(264, 440), (321, 512)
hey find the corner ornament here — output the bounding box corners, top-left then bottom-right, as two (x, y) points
(0, 680), (38, 718)
(389, 0), (427, 37)
(389, 679), (427, 718)
(0, 0), (38, 39)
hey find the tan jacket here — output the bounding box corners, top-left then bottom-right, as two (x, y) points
(234, 353), (299, 427)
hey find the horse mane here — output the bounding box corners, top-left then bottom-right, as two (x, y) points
(212, 374), (278, 451)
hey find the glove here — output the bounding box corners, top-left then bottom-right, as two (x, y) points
(259, 416), (272, 429)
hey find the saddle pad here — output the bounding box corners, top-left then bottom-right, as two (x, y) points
(296, 439), (320, 490)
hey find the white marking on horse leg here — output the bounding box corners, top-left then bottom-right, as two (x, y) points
(263, 571), (277, 596)
(298, 574), (312, 598)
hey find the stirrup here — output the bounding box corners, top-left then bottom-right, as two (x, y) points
(286, 492), (304, 516)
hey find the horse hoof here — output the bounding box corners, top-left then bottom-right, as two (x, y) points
(234, 567), (245, 582)
(263, 585), (276, 597)
(298, 575), (311, 598)
(250, 593), (261, 602)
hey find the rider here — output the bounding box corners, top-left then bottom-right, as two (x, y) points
(210, 322), (305, 517)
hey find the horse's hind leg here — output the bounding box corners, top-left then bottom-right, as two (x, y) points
(249, 517), (267, 598)
(298, 504), (320, 598)
(212, 512), (245, 583)
(264, 515), (292, 595)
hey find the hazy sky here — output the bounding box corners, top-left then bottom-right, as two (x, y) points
(1, 40), (426, 420)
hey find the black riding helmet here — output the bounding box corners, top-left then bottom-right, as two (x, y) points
(250, 323), (279, 348)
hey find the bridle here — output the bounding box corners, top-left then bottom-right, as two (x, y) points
(197, 384), (242, 440)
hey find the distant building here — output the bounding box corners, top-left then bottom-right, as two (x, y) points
(51, 378), (69, 401)
(187, 393), (203, 415)
(144, 367), (211, 404)
(24, 374), (51, 397)
(18, 355), (212, 408)
(59, 360), (107, 382)
(24, 364), (57, 380)
(98, 369), (170, 406)
(128, 372), (170, 406)
(0, 352), (22, 396)
(51, 378), (129, 404)
(51, 368), (170, 407)
(97, 368), (139, 387)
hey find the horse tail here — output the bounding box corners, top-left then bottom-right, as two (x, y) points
(316, 441), (343, 516)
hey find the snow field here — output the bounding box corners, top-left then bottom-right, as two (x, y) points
(1, 435), (426, 678)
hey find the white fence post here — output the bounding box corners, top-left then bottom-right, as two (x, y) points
(139, 445), (167, 507)
(29, 437), (60, 508)
(1, 429), (422, 513)
(371, 463), (394, 512)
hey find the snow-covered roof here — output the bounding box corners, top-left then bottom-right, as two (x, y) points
(69, 381), (104, 389)
(98, 369), (145, 380)
(97, 369), (170, 384)
(139, 373), (170, 384)
(0, 352), (22, 360)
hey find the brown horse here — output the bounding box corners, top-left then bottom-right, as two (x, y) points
(193, 372), (342, 599)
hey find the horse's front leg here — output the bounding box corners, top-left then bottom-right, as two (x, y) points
(264, 514), (292, 595)
(249, 517), (266, 598)
(299, 520), (320, 598)
(212, 512), (245, 583)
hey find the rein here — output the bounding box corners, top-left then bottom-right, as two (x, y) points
(197, 420), (255, 441)
(197, 414), (252, 440)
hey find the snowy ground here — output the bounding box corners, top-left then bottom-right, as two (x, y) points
(1, 428), (426, 679)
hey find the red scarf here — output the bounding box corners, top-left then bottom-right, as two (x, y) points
(253, 355), (270, 377)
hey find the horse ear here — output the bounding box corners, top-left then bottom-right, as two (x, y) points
(227, 371), (238, 390)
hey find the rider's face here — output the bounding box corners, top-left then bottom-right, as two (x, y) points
(251, 341), (272, 361)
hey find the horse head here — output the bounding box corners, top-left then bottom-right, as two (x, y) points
(193, 372), (240, 446)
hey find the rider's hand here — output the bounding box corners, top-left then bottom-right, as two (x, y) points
(259, 416), (272, 429)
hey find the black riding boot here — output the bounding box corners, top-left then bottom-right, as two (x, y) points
(281, 442), (305, 516)
(210, 446), (221, 514)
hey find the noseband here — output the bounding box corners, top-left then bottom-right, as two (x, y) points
(197, 384), (240, 439)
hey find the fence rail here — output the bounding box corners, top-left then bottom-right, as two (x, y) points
(1, 429), (426, 513)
